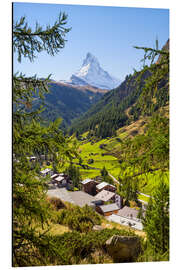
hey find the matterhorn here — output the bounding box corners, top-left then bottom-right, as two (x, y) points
(68, 53), (120, 90)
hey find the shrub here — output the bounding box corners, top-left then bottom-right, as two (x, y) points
(137, 241), (169, 262)
(99, 144), (106, 149)
(130, 129), (138, 136)
(47, 197), (66, 211)
(57, 209), (69, 224)
(57, 205), (101, 232)
(49, 228), (138, 265)
(87, 159), (94, 164)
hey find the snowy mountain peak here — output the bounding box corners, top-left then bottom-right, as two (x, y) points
(69, 53), (121, 90)
(82, 52), (100, 67)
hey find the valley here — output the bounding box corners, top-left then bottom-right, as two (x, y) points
(36, 40), (169, 224)
(57, 106), (169, 202)
(13, 6), (169, 265)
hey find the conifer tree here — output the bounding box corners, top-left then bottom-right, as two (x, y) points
(12, 13), (76, 266)
(142, 180), (169, 256)
(117, 41), (169, 259)
(100, 166), (114, 185)
(65, 163), (81, 189)
(118, 41), (169, 195)
(101, 166), (108, 177)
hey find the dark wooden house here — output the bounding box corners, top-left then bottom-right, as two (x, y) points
(81, 179), (98, 195)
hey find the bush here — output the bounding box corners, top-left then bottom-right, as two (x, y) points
(49, 228), (138, 265)
(87, 159), (94, 164)
(137, 241), (169, 262)
(99, 144), (107, 149)
(57, 205), (101, 232)
(130, 129), (138, 136)
(47, 197), (66, 211)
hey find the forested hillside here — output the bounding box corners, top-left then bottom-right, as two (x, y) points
(33, 82), (107, 128)
(69, 40), (169, 138)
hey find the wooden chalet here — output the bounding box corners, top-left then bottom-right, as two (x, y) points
(96, 203), (120, 216)
(93, 190), (115, 205)
(96, 181), (116, 193)
(51, 173), (71, 188)
(81, 178), (98, 195)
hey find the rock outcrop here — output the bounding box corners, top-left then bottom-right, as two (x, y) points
(105, 235), (141, 262)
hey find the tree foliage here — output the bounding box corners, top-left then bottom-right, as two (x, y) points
(65, 163), (82, 189)
(12, 13), (76, 266)
(119, 114), (169, 174)
(13, 13), (71, 62)
(132, 39), (169, 116)
(117, 41), (169, 201)
(117, 41), (169, 258)
(57, 204), (101, 232)
(49, 228), (136, 265)
(142, 180), (169, 255)
(100, 166), (114, 185)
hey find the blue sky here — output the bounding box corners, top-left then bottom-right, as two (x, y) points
(13, 2), (169, 81)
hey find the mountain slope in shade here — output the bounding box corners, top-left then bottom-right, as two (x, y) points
(68, 53), (121, 90)
(34, 81), (107, 128)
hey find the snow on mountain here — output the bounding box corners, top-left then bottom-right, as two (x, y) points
(68, 53), (121, 90)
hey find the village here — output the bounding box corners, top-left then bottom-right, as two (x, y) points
(40, 166), (146, 231)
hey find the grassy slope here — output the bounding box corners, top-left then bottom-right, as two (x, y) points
(43, 200), (146, 238)
(77, 138), (120, 179)
(75, 108), (169, 197)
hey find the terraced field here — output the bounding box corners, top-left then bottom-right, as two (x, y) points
(76, 139), (121, 179)
(74, 116), (169, 197)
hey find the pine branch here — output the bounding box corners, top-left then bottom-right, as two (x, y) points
(126, 167), (168, 179)
(134, 46), (169, 56)
(13, 13), (71, 62)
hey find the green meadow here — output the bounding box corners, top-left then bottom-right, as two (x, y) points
(74, 134), (169, 197)
(77, 138), (121, 179)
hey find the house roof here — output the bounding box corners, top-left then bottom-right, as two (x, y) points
(54, 175), (65, 182)
(81, 178), (94, 185)
(107, 214), (143, 231)
(40, 168), (52, 174)
(94, 190), (115, 202)
(47, 189), (95, 207)
(99, 203), (120, 213)
(51, 174), (59, 179)
(69, 191), (95, 207)
(117, 206), (139, 219)
(96, 181), (115, 190)
(47, 188), (74, 204)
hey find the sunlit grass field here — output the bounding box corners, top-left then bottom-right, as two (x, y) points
(75, 135), (169, 196)
(77, 138), (121, 180)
